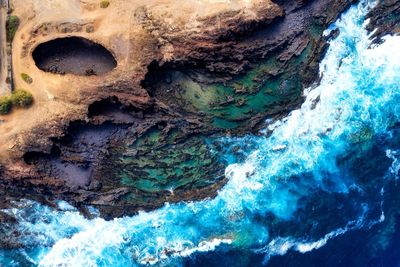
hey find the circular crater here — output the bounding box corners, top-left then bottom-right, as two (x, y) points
(32, 37), (117, 76)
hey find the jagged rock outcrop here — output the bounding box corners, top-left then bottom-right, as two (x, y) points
(367, 0), (400, 41)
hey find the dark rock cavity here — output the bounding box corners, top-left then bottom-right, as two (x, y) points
(32, 37), (117, 76)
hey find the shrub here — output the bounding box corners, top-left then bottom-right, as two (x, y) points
(100, 1), (110, 8)
(0, 97), (12, 115)
(21, 73), (33, 84)
(6, 15), (20, 42)
(11, 90), (33, 108)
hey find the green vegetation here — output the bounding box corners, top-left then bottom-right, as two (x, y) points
(11, 90), (34, 108)
(21, 73), (33, 84)
(0, 90), (34, 115)
(0, 97), (12, 115)
(6, 15), (20, 43)
(100, 1), (110, 8)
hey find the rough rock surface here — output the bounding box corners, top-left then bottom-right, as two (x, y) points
(0, 0), (394, 221)
(367, 0), (400, 40)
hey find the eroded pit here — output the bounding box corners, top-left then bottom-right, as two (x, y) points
(32, 37), (117, 76)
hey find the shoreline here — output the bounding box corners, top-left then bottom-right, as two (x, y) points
(0, 0), (397, 220)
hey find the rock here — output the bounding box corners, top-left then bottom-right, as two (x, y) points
(366, 0), (400, 42)
(86, 25), (94, 33)
(85, 69), (96, 76)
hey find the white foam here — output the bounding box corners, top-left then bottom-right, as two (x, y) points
(260, 206), (369, 263)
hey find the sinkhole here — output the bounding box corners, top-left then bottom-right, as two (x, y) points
(32, 37), (117, 76)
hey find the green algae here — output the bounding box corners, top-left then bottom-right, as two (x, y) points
(106, 127), (223, 194)
(154, 41), (315, 130)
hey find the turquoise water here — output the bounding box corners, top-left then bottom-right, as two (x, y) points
(2, 1), (400, 266)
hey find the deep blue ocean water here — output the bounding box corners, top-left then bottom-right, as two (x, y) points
(2, 0), (400, 266)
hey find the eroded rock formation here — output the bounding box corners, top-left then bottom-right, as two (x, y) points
(0, 0), (395, 220)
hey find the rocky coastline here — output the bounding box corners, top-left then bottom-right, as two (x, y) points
(0, 0), (398, 225)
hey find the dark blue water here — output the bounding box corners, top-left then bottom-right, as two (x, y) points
(2, 1), (400, 266)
